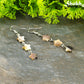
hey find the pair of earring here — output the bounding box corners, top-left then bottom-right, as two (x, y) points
(11, 27), (73, 60)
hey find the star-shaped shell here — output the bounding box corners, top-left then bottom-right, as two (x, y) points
(29, 53), (37, 60)
(22, 44), (31, 51)
(42, 35), (50, 41)
(54, 39), (63, 47)
(65, 47), (72, 53)
(17, 36), (25, 43)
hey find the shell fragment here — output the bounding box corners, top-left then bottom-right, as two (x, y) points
(22, 44), (31, 51)
(17, 35), (25, 43)
(65, 47), (72, 53)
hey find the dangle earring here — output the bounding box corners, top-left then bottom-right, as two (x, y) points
(10, 26), (38, 60)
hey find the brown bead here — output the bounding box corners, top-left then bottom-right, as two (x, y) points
(54, 39), (63, 47)
(42, 35), (50, 41)
(29, 53), (38, 60)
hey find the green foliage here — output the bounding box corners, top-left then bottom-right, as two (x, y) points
(62, 0), (84, 20)
(37, 0), (63, 24)
(0, 0), (84, 24)
(0, 0), (20, 19)
(62, 6), (84, 20)
(28, 0), (39, 17)
(19, 0), (28, 13)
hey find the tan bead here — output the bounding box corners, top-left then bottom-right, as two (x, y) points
(54, 39), (63, 47)
(29, 53), (37, 60)
(42, 35), (50, 41)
